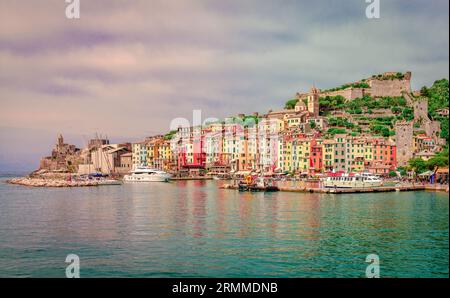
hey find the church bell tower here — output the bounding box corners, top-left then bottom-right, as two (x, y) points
(308, 85), (319, 117)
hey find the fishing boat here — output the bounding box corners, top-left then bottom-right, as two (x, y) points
(322, 172), (383, 188)
(123, 167), (172, 182)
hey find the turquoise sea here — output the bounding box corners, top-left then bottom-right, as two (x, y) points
(0, 177), (448, 278)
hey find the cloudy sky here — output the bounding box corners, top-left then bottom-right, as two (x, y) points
(0, 0), (448, 172)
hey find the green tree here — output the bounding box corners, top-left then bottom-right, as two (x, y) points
(426, 149), (449, 171)
(388, 170), (397, 177)
(391, 106), (402, 114)
(381, 127), (391, 137)
(402, 108), (414, 121)
(319, 95), (346, 115)
(327, 128), (347, 136)
(408, 158), (427, 174)
(420, 86), (429, 97)
(441, 119), (449, 143)
(284, 98), (299, 109)
(164, 130), (177, 140)
(397, 167), (407, 177)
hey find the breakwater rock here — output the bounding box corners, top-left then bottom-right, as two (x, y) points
(7, 177), (99, 187)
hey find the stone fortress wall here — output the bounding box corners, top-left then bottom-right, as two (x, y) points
(318, 71), (412, 101)
(367, 72), (412, 98)
(321, 88), (366, 101)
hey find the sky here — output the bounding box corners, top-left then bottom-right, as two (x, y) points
(0, 0), (449, 172)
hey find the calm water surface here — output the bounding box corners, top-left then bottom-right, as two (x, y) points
(0, 177), (448, 277)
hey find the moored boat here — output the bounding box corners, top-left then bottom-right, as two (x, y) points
(123, 167), (172, 182)
(238, 176), (279, 192)
(322, 172), (383, 188)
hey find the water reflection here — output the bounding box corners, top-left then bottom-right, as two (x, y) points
(0, 179), (448, 277)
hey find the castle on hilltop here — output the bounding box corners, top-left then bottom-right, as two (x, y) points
(296, 71), (412, 101)
(288, 71), (444, 168)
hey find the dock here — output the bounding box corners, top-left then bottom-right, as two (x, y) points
(278, 185), (425, 194)
(221, 183), (448, 194)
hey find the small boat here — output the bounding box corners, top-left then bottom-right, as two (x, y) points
(238, 182), (250, 191)
(123, 167), (172, 182)
(238, 176), (279, 192)
(322, 172), (383, 188)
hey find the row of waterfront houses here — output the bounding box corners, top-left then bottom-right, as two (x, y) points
(130, 117), (397, 177)
(40, 117), (437, 178)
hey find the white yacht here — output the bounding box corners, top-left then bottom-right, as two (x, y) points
(322, 173), (383, 188)
(123, 167), (172, 182)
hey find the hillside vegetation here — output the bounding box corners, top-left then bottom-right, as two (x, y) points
(421, 79), (449, 143)
(282, 78), (448, 141)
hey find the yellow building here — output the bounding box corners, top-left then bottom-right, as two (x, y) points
(350, 138), (365, 172)
(296, 138), (311, 173)
(278, 137), (293, 172)
(146, 139), (158, 168)
(323, 139), (335, 172)
(156, 140), (172, 171)
(364, 140), (374, 167)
